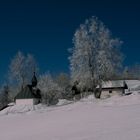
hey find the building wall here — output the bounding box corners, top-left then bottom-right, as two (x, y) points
(101, 88), (124, 98)
(16, 98), (40, 105)
(16, 99), (34, 105)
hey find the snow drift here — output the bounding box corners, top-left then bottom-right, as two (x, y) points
(0, 91), (140, 140)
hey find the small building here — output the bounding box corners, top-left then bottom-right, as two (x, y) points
(97, 80), (128, 98)
(15, 72), (41, 105)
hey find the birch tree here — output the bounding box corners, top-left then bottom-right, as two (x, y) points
(69, 16), (123, 97)
(9, 51), (38, 90)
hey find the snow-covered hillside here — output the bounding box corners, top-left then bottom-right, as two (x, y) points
(0, 91), (140, 140)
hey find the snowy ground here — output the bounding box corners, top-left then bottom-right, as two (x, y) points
(0, 93), (140, 140)
(0, 80), (140, 140)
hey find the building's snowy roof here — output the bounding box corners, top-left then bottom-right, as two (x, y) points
(97, 80), (127, 89)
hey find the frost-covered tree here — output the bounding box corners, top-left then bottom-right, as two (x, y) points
(9, 51), (38, 90)
(131, 64), (140, 79)
(26, 54), (39, 81)
(123, 64), (140, 80)
(122, 66), (129, 79)
(55, 73), (70, 98)
(55, 73), (70, 89)
(0, 85), (9, 110)
(69, 16), (123, 97)
(38, 73), (61, 105)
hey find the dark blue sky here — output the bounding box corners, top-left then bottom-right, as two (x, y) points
(0, 0), (140, 84)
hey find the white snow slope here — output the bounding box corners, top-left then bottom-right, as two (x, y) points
(0, 93), (140, 140)
(0, 94), (140, 140)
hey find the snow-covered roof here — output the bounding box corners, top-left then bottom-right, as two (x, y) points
(96, 80), (140, 90)
(97, 80), (126, 89)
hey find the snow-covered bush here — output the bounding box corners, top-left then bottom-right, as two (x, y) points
(38, 73), (62, 105)
(62, 85), (74, 100)
(55, 73), (71, 99)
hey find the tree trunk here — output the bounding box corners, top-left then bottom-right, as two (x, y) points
(94, 82), (102, 98)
